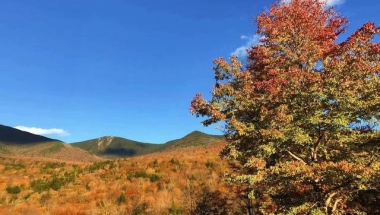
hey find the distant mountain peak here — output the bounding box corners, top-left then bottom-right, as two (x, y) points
(164, 131), (224, 150)
(187, 130), (206, 135)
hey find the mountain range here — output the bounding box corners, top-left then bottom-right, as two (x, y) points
(70, 131), (224, 158)
(0, 124), (224, 160)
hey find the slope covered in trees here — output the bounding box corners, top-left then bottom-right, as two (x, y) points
(0, 141), (246, 214)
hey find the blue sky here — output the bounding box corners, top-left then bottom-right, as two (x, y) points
(1, 0), (379, 143)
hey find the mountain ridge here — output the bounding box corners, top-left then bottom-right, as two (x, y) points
(71, 130), (224, 158)
(0, 123), (224, 160)
(71, 136), (163, 159)
(163, 130), (224, 150)
(0, 124), (62, 144)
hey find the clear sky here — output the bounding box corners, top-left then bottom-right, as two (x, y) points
(1, 0), (379, 143)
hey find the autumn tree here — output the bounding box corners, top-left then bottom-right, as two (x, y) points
(191, 0), (380, 214)
(192, 187), (231, 215)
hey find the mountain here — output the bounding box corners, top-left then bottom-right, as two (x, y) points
(0, 124), (103, 162)
(71, 136), (163, 159)
(71, 131), (224, 158)
(0, 124), (61, 144)
(0, 124), (225, 160)
(162, 131), (224, 150)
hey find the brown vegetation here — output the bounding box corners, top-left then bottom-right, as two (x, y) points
(0, 141), (246, 214)
(0, 143), (104, 163)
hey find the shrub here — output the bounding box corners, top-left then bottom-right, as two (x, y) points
(43, 162), (65, 170)
(6, 186), (21, 194)
(170, 158), (180, 165)
(169, 202), (183, 215)
(50, 177), (65, 191)
(131, 202), (148, 215)
(149, 174), (161, 182)
(4, 162), (25, 170)
(63, 171), (76, 183)
(205, 160), (215, 169)
(31, 179), (50, 193)
(23, 193), (32, 200)
(129, 171), (161, 182)
(153, 159), (158, 166)
(117, 193), (127, 205)
(40, 192), (51, 205)
(8, 195), (18, 204)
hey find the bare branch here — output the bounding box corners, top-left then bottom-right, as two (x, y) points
(332, 198), (343, 212)
(325, 191), (337, 213)
(286, 150), (307, 165)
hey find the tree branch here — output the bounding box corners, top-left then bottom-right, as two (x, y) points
(286, 150), (307, 165)
(325, 191), (337, 213)
(332, 198), (343, 212)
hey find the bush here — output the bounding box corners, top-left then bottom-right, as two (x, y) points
(8, 195), (18, 203)
(134, 171), (148, 178)
(169, 158), (180, 165)
(43, 162), (65, 170)
(40, 192), (51, 205)
(169, 202), (183, 215)
(6, 186), (21, 194)
(128, 171), (161, 182)
(149, 174), (161, 182)
(31, 177), (67, 193)
(63, 171), (76, 183)
(50, 177), (65, 191)
(4, 162), (25, 170)
(132, 202), (148, 215)
(31, 179), (50, 193)
(117, 193), (127, 205)
(205, 160), (215, 169)
(23, 193), (32, 200)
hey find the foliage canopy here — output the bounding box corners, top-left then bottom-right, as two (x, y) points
(191, 0), (380, 214)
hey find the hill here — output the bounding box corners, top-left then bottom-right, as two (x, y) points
(71, 136), (163, 159)
(71, 131), (224, 158)
(162, 130), (224, 150)
(0, 124), (60, 144)
(0, 124), (103, 162)
(0, 140), (241, 214)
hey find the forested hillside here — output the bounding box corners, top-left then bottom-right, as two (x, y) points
(0, 142), (247, 214)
